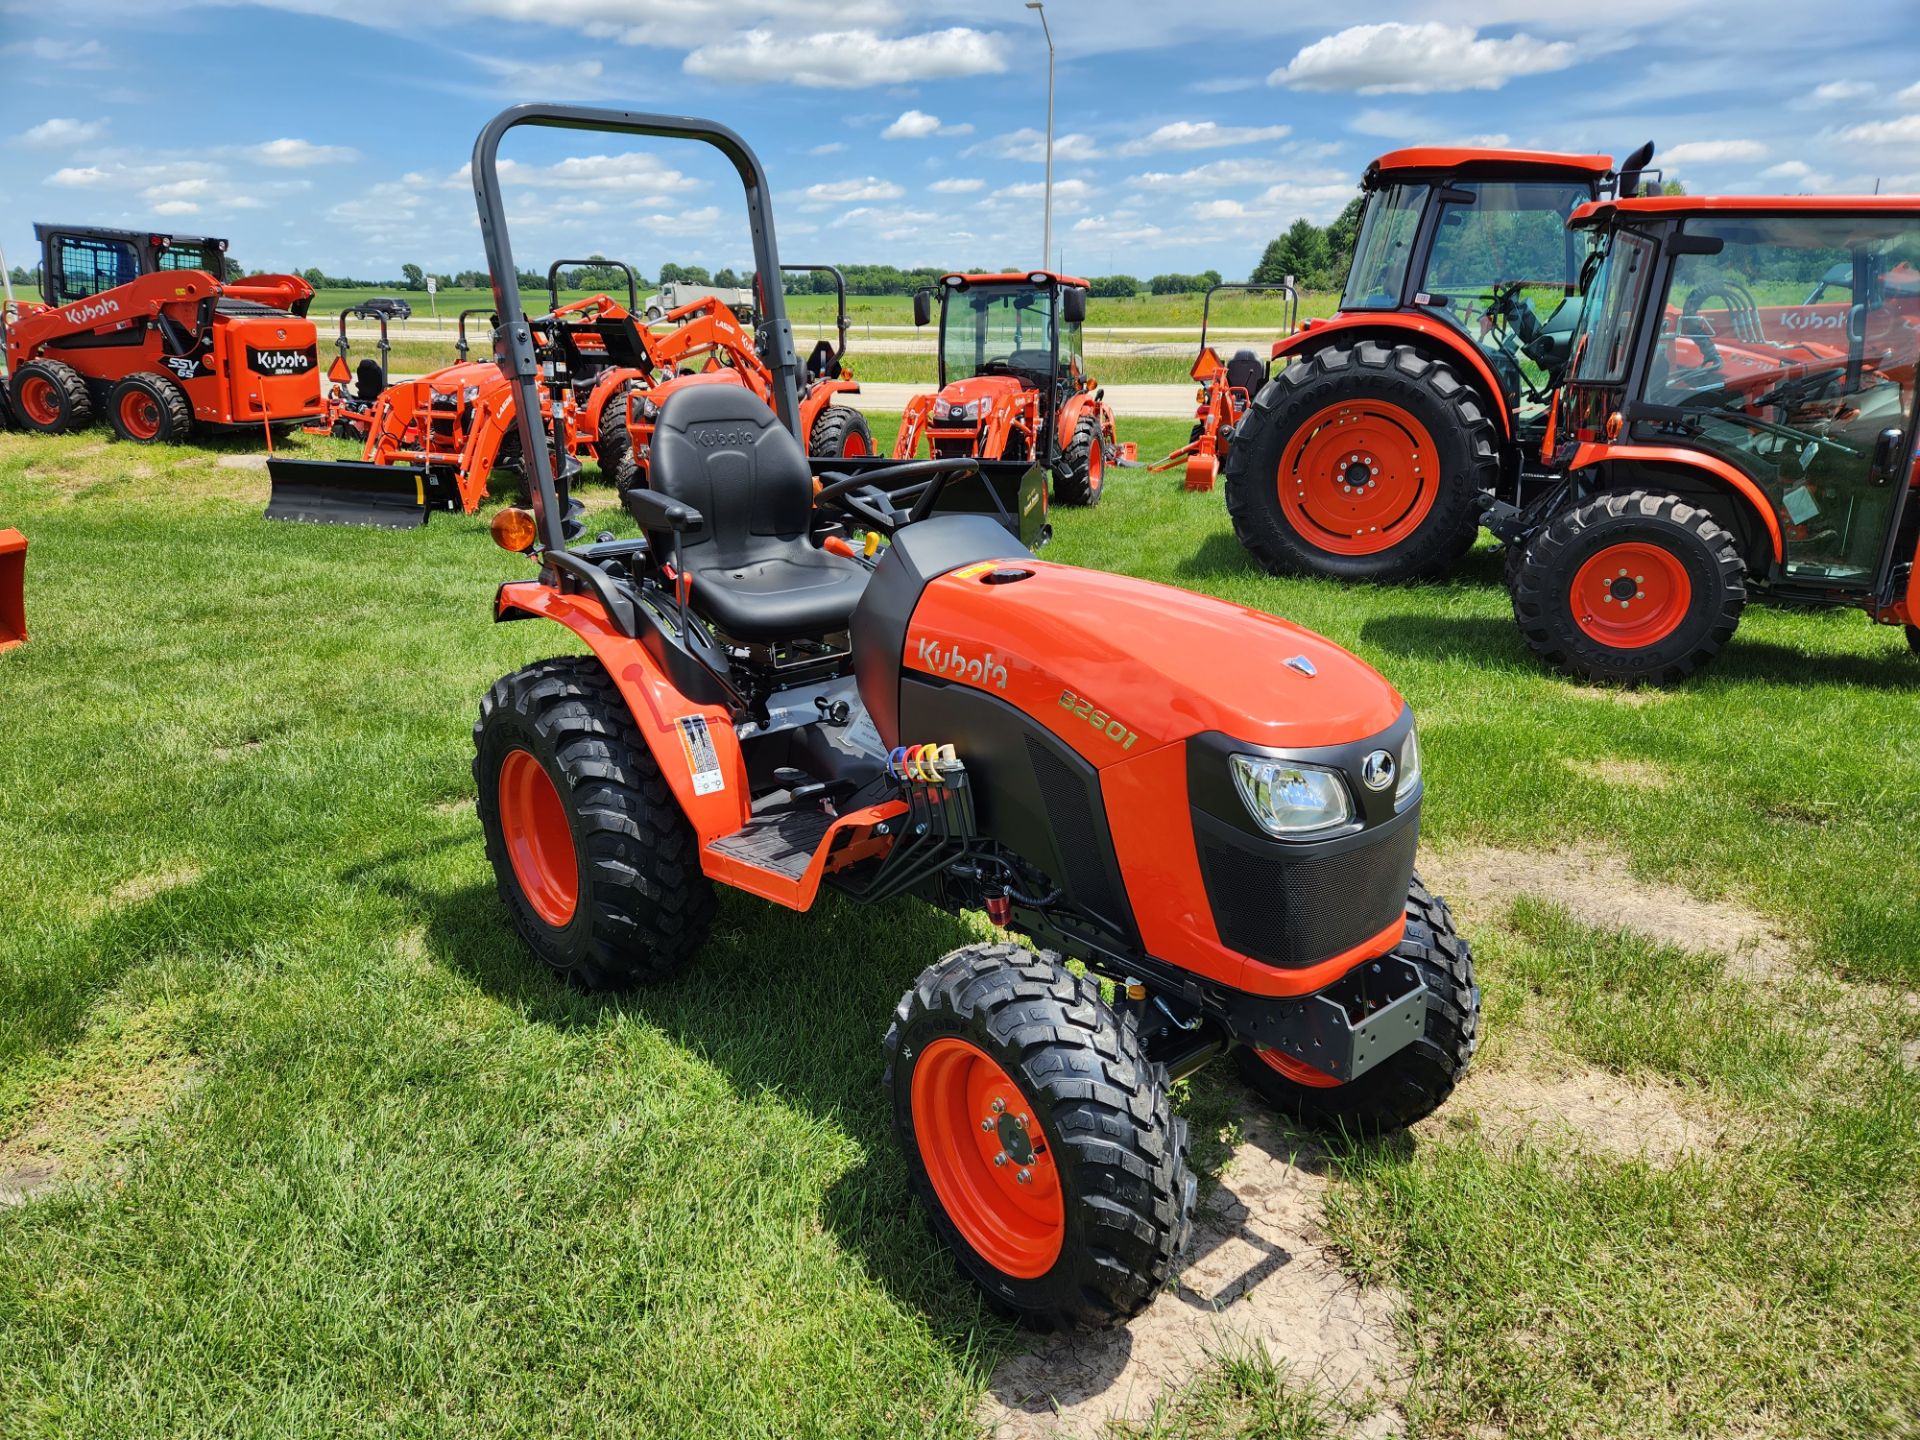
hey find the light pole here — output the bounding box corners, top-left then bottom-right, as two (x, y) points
(1025, 0), (1054, 273)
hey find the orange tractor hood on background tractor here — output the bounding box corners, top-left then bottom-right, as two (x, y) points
(925, 374), (1031, 409)
(900, 559), (1405, 761)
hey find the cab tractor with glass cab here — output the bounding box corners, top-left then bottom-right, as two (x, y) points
(1151, 281), (1299, 491)
(3, 223), (323, 443)
(1224, 144), (1655, 581)
(894, 271), (1134, 508)
(1500, 194), (1920, 682)
(459, 104), (1477, 1332)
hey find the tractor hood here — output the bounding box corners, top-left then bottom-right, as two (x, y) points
(928, 375), (1032, 410)
(898, 558), (1404, 761)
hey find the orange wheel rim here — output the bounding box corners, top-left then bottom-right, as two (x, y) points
(841, 429), (870, 457)
(1087, 440), (1105, 495)
(1276, 400), (1440, 556)
(120, 390), (161, 440)
(1254, 1046), (1344, 1089)
(19, 376), (60, 426)
(1570, 541), (1692, 648)
(910, 1037), (1064, 1278)
(497, 749), (579, 927)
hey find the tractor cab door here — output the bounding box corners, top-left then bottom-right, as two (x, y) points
(1641, 213), (1920, 589)
(39, 229), (142, 305)
(1413, 179), (1597, 408)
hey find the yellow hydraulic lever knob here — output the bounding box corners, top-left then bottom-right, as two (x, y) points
(863, 530), (880, 558)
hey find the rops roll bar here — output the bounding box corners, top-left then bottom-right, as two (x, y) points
(547, 257), (640, 315)
(1198, 282), (1299, 353)
(779, 263), (849, 364)
(471, 104), (800, 559)
(454, 308), (495, 364)
(335, 307), (390, 388)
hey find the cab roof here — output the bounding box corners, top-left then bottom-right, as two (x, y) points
(1571, 194), (1920, 227)
(942, 270), (1090, 288)
(1366, 148), (1614, 184)
(34, 222), (228, 249)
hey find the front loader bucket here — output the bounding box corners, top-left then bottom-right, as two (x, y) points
(0, 529), (26, 652)
(264, 458), (438, 528)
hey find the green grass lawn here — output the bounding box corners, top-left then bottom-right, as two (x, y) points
(1, 418), (1916, 1437)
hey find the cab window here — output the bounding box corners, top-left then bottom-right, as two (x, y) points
(53, 234), (140, 302)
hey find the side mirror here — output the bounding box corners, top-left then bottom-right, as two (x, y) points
(912, 290), (933, 328)
(1870, 427), (1906, 485)
(1061, 286), (1087, 324)
(623, 486), (703, 532)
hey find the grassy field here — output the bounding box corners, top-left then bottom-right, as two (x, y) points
(1, 418), (1917, 1437)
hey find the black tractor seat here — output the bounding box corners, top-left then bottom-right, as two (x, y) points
(641, 384), (868, 639)
(1225, 349), (1266, 396)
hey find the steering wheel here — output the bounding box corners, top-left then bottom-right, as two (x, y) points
(814, 458), (982, 536)
(1679, 284), (1752, 371)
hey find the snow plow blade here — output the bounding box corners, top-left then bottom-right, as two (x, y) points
(264, 457), (441, 529)
(0, 529), (26, 652)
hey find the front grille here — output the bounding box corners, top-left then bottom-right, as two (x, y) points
(1198, 811), (1417, 969)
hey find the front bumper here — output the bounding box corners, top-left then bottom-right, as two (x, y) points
(1224, 953), (1427, 1083)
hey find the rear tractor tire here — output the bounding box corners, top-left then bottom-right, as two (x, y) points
(108, 373), (192, 444)
(885, 942), (1194, 1330)
(595, 380), (640, 478)
(808, 405), (874, 459)
(1053, 414), (1106, 507)
(473, 656), (714, 991)
(1237, 875), (1479, 1136)
(1512, 489), (1746, 685)
(1224, 340), (1493, 582)
(9, 359), (93, 436)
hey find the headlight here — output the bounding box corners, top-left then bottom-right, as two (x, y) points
(1396, 724), (1422, 805)
(1230, 755), (1352, 837)
(462, 384), (481, 402)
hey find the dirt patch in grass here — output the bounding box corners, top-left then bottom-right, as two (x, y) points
(1559, 756), (1676, 792)
(0, 1005), (200, 1206)
(1437, 1058), (1726, 1168)
(982, 1113), (1404, 1439)
(432, 797), (474, 816)
(109, 866), (201, 909)
(215, 454), (270, 471)
(1421, 844), (1796, 984)
(1563, 685), (1668, 709)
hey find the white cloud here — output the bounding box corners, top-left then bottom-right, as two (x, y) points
(1119, 120), (1291, 155)
(1761, 160), (1813, 179)
(1662, 139), (1769, 166)
(883, 109), (941, 140)
(1, 37), (108, 67)
(684, 26), (1006, 88)
(145, 179), (213, 201)
(1127, 158), (1291, 190)
(930, 177), (986, 193)
(1809, 80), (1874, 104)
(1271, 23), (1575, 94)
(977, 128), (1101, 162)
(1835, 113), (1920, 146)
(498, 152), (701, 194)
(802, 176), (906, 204)
(1895, 80), (1920, 108)
(251, 138), (361, 167)
(998, 178), (1092, 209)
(808, 142), (848, 155)
(20, 117), (108, 148)
(1349, 107), (1428, 139)
(152, 200), (201, 216)
(46, 166), (112, 188)
(1070, 214), (1167, 245)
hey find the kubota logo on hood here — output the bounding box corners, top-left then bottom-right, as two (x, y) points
(914, 637), (1009, 690)
(63, 297), (120, 327)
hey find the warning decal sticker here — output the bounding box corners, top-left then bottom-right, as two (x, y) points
(675, 715), (726, 795)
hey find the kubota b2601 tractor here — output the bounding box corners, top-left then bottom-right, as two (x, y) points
(1224, 144), (1654, 581)
(895, 272), (1130, 507)
(4, 224), (322, 442)
(460, 104), (1477, 1331)
(1501, 193), (1920, 681)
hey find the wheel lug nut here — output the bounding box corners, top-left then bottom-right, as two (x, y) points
(981, 1118), (994, 1131)
(993, 1152), (1008, 1167)
(1017, 1168), (1032, 1184)
(990, 1098), (1005, 1114)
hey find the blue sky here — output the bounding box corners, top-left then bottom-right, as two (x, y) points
(4, 0), (1919, 287)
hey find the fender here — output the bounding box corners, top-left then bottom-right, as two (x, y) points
(796, 376), (861, 441)
(1272, 314), (1515, 440)
(579, 366), (644, 439)
(1568, 441), (1785, 566)
(1054, 389), (1112, 450)
(494, 580), (752, 843)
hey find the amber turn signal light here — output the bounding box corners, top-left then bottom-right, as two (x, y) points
(490, 506), (538, 553)
(1605, 410), (1625, 441)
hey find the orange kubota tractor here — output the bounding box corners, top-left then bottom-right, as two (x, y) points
(1223, 144), (1655, 582)
(3, 224), (322, 442)
(1151, 281), (1299, 491)
(1500, 193), (1920, 681)
(895, 271), (1132, 507)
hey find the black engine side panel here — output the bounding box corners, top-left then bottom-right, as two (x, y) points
(849, 514), (1029, 749)
(899, 675), (1138, 947)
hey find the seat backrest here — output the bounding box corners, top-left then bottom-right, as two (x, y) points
(647, 383), (812, 567)
(1225, 349), (1266, 396)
